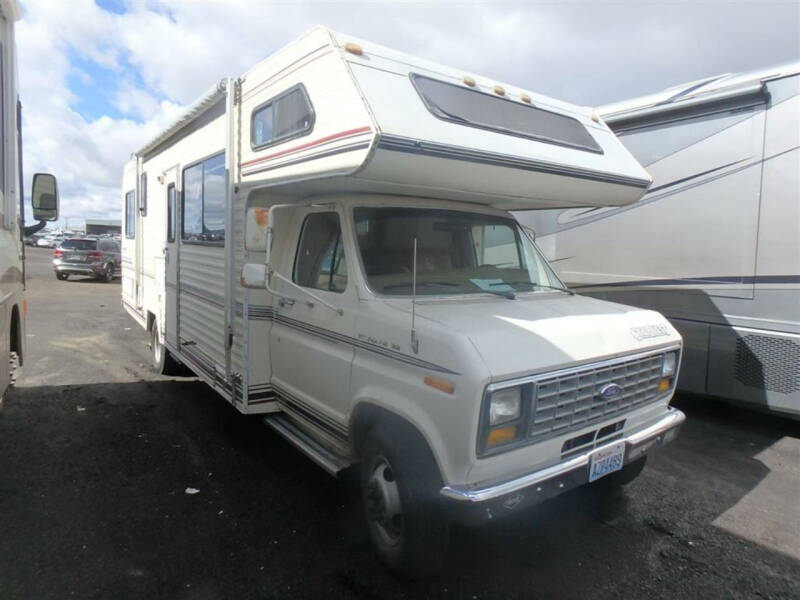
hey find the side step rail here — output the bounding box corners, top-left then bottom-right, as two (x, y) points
(264, 414), (351, 476)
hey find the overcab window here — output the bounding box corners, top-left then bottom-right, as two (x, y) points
(251, 84), (314, 149)
(410, 73), (602, 154)
(182, 153), (226, 243)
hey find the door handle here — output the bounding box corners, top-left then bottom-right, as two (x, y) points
(278, 298), (295, 307)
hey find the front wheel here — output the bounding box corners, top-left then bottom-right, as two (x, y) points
(55, 272), (68, 281)
(102, 264), (114, 282)
(360, 424), (449, 578)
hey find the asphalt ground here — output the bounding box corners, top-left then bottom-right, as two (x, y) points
(1, 247), (798, 599)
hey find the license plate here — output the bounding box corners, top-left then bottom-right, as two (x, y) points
(589, 442), (626, 482)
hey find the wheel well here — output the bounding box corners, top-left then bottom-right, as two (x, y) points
(351, 403), (438, 465)
(10, 304), (21, 366)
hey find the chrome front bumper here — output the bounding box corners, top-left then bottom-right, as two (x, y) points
(441, 408), (685, 522)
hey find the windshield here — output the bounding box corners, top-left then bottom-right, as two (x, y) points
(353, 207), (565, 296)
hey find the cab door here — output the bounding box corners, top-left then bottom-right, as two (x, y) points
(269, 207), (356, 433)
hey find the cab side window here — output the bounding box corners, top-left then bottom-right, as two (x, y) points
(293, 212), (347, 293)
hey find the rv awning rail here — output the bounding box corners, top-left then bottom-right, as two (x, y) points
(134, 78), (229, 158)
(602, 81), (766, 125)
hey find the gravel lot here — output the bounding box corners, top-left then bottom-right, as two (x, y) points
(1, 247), (798, 599)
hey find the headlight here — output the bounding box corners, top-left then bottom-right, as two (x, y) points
(482, 386), (524, 452)
(489, 387), (521, 426)
(661, 351), (678, 378)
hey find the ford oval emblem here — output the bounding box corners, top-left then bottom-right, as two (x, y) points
(600, 383), (622, 399)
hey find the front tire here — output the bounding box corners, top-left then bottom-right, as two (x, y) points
(55, 272), (68, 281)
(103, 264), (114, 282)
(360, 424), (449, 578)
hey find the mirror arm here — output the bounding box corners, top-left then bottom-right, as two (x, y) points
(24, 220), (47, 237)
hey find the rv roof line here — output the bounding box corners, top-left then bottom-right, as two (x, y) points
(135, 77), (231, 157)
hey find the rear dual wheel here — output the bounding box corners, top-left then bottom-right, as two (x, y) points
(150, 322), (181, 375)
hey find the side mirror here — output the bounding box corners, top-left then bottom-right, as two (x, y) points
(32, 173), (59, 222)
(241, 263), (267, 289)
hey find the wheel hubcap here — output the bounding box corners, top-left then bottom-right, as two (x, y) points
(365, 456), (403, 546)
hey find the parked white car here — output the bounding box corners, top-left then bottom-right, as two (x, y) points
(36, 236), (60, 248)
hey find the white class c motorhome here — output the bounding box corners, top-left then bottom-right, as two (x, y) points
(519, 64), (799, 419)
(0, 0), (59, 402)
(122, 27), (684, 576)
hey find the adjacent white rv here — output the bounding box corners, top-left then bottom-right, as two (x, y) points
(520, 64), (799, 419)
(0, 0), (59, 401)
(122, 27), (684, 575)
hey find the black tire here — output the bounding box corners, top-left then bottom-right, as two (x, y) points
(592, 455), (647, 490)
(360, 423), (449, 578)
(56, 272), (68, 281)
(151, 323), (182, 375)
(103, 264), (114, 282)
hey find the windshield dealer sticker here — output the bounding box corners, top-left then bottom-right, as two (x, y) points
(630, 324), (670, 341)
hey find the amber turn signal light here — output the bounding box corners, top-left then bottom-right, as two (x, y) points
(425, 376), (454, 394)
(486, 424), (518, 448)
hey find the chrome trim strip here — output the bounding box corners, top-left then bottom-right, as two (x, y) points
(442, 408), (685, 503)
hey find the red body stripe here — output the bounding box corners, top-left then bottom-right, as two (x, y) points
(240, 126), (373, 168)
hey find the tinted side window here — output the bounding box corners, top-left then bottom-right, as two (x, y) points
(252, 85), (314, 149)
(182, 162), (203, 239)
(202, 154), (225, 240)
(181, 153), (225, 243)
(125, 190), (135, 238)
(293, 212), (347, 293)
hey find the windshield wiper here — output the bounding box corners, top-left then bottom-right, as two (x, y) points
(490, 281), (575, 296)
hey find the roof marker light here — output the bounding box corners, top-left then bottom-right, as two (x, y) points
(344, 42), (363, 55)
(493, 85), (506, 96)
(463, 76), (476, 87)
(520, 93), (532, 103)
(590, 113), (601, 123)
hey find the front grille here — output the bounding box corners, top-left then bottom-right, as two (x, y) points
(529, 353), (665, 441)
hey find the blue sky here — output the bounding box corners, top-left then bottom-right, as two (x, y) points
(16, 0), (800, 228)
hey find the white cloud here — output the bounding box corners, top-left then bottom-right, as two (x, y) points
(16, 0), (800, 224)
